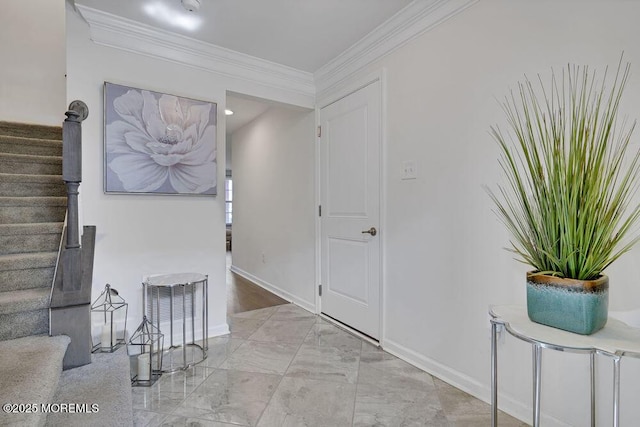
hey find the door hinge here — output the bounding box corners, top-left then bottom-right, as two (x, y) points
(317, 125), (322, 138)
(318, 285), (322, 296)
(318, 205), (322, 217)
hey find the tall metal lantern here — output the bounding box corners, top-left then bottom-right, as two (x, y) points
(128, 315), (164, 386)
(91, 284), (128, 353)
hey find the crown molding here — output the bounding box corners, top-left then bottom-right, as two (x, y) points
(314, 0), (479, 99)
(75, 1), (477, 105)
(75, 5), (315, 101)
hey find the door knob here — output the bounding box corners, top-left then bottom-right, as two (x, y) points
(361, 227), (377, 237)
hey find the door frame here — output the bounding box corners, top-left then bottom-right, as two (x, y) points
(314, 69), (387, 344)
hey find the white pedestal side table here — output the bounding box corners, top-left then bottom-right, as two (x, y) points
(490, 305), (640, 427)
(144, 272), (209, 372)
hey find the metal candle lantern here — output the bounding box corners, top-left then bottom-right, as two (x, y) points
(128, 315), (164, 386)
(91, 284), (128, 353)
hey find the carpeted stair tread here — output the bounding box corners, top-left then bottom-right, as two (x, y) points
(0, 197), (66, 224)
(0, 334), (70, 427)
(0, 173), (65, 197)
(0, 152), (62, 175)
(0, 288), (51, 315)
(0, 310), (49, 341)
(0, 224), (62, 255)
(0, 229), (62, 255)
(0, 173), (64, 184)
(0, 222), (63, 236)
(0, 270), (55, 293)
(47, 347), (134, 427)
(0, 121), (62, 140)
(0, 196), (66, 206)
(0, 135), (63, 156)
(0, 251), (57, 271)
(0, 252), (57, 290)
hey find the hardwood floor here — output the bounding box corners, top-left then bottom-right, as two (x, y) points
(226, 252), (288, 315)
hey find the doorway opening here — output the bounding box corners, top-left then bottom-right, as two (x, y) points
(224, 91), (313, 315)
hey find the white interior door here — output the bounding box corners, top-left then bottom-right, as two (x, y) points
(319, 79), (381, 339)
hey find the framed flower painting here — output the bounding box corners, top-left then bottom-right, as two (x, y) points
(104, 82), (217, 195)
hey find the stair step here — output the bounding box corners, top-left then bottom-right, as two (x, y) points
(0, 335), (70, 426)
(0, 135), (62, 156)
(0, 288), (50, 340)
(0, 223), (63, 255)
(0, 121), (62, 140)
(0, 196), (66, 224)
(0, 152), (62, 175)
(0, 310), (49, 341)
(0, 173), (65, 197)
(0, 287), (50, 315)
(47, 347), (134, 426)
(0, 252), (57, 292)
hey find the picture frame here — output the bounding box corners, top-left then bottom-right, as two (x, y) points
(104, 82), (217, 195)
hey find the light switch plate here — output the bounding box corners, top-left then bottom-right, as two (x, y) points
(401, 160), (417, 180)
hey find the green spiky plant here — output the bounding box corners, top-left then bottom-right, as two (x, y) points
(488, 59), (640, 281)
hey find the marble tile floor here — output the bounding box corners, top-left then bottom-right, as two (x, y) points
(132, 304), (527, 427)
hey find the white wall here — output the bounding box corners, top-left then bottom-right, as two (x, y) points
(318, 1), (640, 425)
(65, 4), (314, 340)
(0, 0), (66, 125)
(231, 106), (316, 310)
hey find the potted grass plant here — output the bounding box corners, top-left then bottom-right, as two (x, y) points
(488, 59), (640, 335)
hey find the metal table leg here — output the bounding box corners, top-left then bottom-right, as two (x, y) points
(170, 286), (174, 348)
(191, 282), (195, 348)
(590, 352), (595, 427)
(491, 319), (498, 427)
(613, 355), (621, 427)
(182, 284), (187, 368)
(533, 344), (542, 427)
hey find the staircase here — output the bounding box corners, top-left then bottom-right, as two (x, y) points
(0, 119), (134, 426)
(0, 121), (65, 341)
(0, 121), (70, 426)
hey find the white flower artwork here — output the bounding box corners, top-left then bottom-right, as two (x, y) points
(104, 82), (217, 195)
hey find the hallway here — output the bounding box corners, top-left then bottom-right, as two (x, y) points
(226, 252), (288, 315)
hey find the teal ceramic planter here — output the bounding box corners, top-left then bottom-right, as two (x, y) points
(526, 272), (608, 335)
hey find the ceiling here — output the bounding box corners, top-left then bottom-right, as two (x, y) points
(73, 0), (416, 133)
(74, 0), (414, 73)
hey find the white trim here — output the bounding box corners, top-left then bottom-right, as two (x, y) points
(317, 70), (383, 110)
(382, 338), (569, 427)
(314, 0), (479, 100)
(314, 106), (322, 315)
(379, 68), (388, 348)
(208, 322), (230, 338)
(75, 5), (315, 101)
(229, 265), (316, 313)
(74, 1), (476, 108)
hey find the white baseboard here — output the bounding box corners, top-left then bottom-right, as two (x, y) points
(382, 338), (569, 427)
(229, 265), (316, 313)
(209, 322), (230, 337)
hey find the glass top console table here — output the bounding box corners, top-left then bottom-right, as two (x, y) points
(144, 273), (209, 372)
(490, 305), (640, 427)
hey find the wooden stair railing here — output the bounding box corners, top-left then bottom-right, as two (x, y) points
(50, 101), (96, 369)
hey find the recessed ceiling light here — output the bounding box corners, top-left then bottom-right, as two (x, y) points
(225, 109), (234, 116)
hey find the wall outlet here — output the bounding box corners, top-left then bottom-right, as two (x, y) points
(261, 253), (266, 264)
(401, 160), (417, 180)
